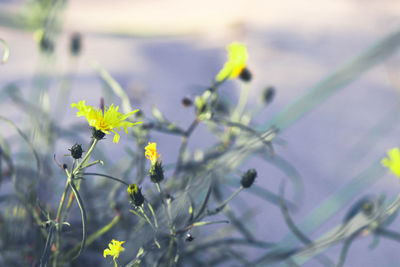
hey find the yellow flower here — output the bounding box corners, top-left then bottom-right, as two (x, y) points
(103, 239), (125, 267)
(216, 42), (248, 82)
(145, 142), (161, 164)
(381, 147), (400, 178)
(71, 100), (141, 143)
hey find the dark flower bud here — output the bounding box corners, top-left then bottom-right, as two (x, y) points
(241, 169), (257, 188)
(127, 184), (145, 207)
(62, 164), (68, 169)
(239, 68), (252, 82)
(70, 33), (82, 56)
(69, 144), (83, 159)
(185, 233), (194, 242)
(91, 127), (106, 141)
(182, 97), (193, 107)
(149, 161), (164, 183)
(40, 36), (54, 53)
(263, 86), (275, 104)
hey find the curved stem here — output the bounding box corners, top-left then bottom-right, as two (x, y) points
(204, 186), (243, 218)
(52, 180), (70, 267)
(81, 172), (129, 186)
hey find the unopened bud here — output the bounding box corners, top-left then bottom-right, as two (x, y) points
(262, 86), (275, 104)
(241, 169), (257, 188)
(149, 161), (164, 183)
(182, 97), (193, 107)
(70, 33), (82, 56)
(69, 144), (83, 159)
(127, 184), (145, 207)
(239, 68), (252, 82)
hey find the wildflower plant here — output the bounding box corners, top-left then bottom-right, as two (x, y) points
(2, 23), (400, 267)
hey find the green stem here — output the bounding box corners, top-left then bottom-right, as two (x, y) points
(62, 213), (120, 262)
(202, 187), (243, 219)
(156, 183), (173, 232)
(52, 179), (70, 267)
(139, 206), (154, 230)
(147, 202), (159, 229)
(73, 139), (98, 175)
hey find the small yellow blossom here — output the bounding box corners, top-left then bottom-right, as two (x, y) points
(145, 142), (161, 164)
(216, 42), (248, 82)
(103, 239), (125, 267)
(381, 147), (400, 178)
(71, 100), (141, 143)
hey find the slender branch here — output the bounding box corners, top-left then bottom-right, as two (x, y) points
(69, 181), (87, 261)
(205, 186), (243, 217)
(174, 119), (199, 175)
(81, 172), (129, 186)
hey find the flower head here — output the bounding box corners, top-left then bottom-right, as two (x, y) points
(216, 42), (248, 82)
(71, 100), (141, 143)
(103, 239), (125, 267)
(145, 142), (161, 164)
(127, 184), (145, 206)
(381, 147), (400, 178)
(241, 168), (257, 188)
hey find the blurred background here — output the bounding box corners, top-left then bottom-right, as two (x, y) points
(1, 0), (400, 266)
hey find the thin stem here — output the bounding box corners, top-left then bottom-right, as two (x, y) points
(192, 181), (213, 222)
(81, 172), (129, 186)
(166, 235), (176, 267)
(52, 180), (70, 267)
(69, 181), (87, 261)
(139, 206), (155, 230)
(80, 159), (103, 169)
(205, 186), (243, 217)
(156, 183), (173, 232)
(62, 213), (120, 262)
(174, 119), (199, 176)
(73, 139), (98, 174)
(147, 202), (159, 229)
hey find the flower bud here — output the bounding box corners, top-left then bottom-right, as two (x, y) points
(69, 144), (83, 159)
(262, 86), (275, 104)
(39, 36), (54, 53)
(182, 97), (193, 107)
(149, 161), (164, 183)
(91, 127), (106, 141)
(70, 33), (82, 56)
(241, 169), (257, 188)
(239, 68), (252, 82)
(127, 184), (145, 207)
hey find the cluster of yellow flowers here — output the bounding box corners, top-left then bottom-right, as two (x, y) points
(71, 40), (400, 266)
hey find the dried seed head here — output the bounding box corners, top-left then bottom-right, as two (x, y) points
(69, 144), (83, 159)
